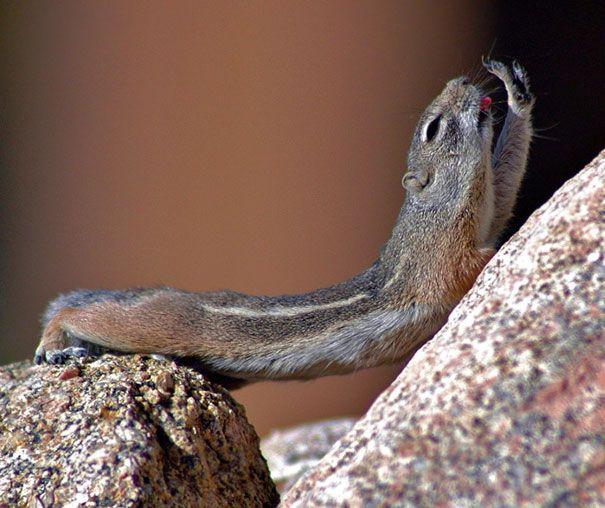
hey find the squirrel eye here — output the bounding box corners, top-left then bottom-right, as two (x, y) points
(424, 114), (441, 142)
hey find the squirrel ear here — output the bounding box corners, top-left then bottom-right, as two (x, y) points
(402, 170), (429, 192)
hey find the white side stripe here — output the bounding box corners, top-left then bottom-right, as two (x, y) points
(201, 293), (369, 318)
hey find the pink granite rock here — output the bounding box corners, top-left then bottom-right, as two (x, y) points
(282, 150), (605, 506)
(0, 356), (279, 506)
(261, 417), (356, 492)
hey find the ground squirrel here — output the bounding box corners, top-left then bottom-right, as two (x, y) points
(34, 60), (534, 389)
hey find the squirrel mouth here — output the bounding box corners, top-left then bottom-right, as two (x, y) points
(478, 96), (492, 128)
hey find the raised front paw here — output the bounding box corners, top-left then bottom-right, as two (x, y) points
(483, 58), (534, 112)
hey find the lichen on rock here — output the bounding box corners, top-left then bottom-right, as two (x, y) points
(0, 355), (279, 507)
(282, 151), (605, 506)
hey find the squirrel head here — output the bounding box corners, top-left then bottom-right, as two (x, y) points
(403, 77), (493, 207)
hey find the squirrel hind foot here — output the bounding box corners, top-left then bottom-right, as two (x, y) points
(34, 322), (113, 366)
(34, 346), (89, 365)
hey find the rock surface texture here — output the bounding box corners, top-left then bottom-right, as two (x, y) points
(282, 152), (605, 506)
(261, 417), (355, 492)
(0, 356), (279, 507)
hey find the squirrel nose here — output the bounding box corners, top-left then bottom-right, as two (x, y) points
(460, 77), (470, 85)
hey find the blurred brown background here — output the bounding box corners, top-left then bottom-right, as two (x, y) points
(1, 1), (603, 436)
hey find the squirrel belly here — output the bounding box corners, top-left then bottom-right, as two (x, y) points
(34, 59), (533, 388)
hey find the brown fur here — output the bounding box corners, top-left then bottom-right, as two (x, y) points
(35, 60), (533, 388)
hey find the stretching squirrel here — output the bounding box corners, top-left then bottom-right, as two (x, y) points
(34, 60), (534, 389)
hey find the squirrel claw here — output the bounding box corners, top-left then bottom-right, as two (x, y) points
(33, 350), (45, 365)
(45, 349), (68, 365)
(510, 60), (532, 104)
(33, 344), (94, 366)
(482, 57), (502, 74)
(47, 347), (91, 364)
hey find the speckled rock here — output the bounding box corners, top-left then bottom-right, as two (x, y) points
(261, 418), (355, 492)
(0, 355), (279, 507)
(282, 152), (605, 507)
